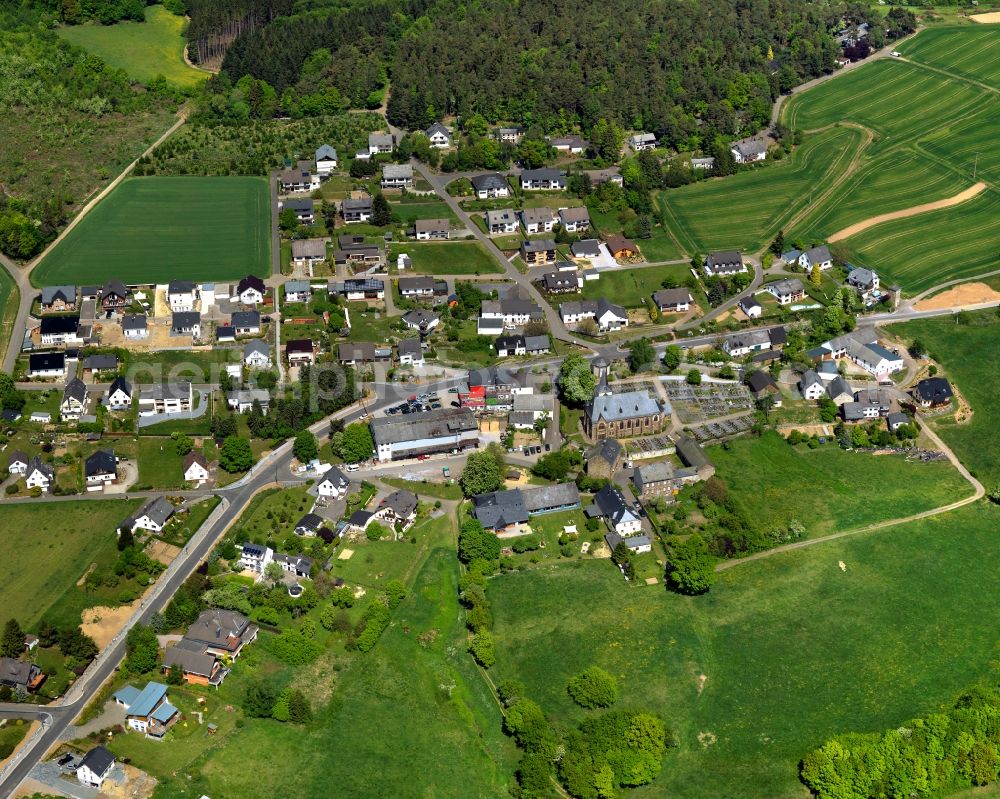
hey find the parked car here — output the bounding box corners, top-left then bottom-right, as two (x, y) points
(417, 454), (430, 461)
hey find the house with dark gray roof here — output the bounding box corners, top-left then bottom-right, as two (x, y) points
(605, 530), (652, 554)
(131, 497), (176, 532)
(520, 168), (566, 190)
(653, 288), (692, 312)
(82, 353), (118, 374)
(704, 250), (746, 276)
(586, 438), (624, 478)
(587, 485), (642, 535)
(584, 389), (666, 440)
(77, 745), (116, 789)
(317, 466), (350, 499)
(40, 285), (76, 310)
(632, 461), (685, 499)
(85, 449), (117, 487)
(0, 657), (44, 692)
(471, 483), (580, 531)
(171, 311), (201, 338)
(107, 376), (133, 410)
(675, 436), (715, 479)
(471, 173), (510, 199)
(912, 377), (953, 408)
(27, 351), (66, 378)
(374, 489), (419, 529)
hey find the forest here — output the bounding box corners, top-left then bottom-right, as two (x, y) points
(216, 0), (849, 149)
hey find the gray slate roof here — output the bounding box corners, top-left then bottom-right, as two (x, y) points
(588, 390), (663, 423)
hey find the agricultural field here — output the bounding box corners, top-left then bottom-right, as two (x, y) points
(839, 188), (1000, 293)
(57, 6), (208, 89)
(893, 310), (1000, 486)
(710, 432), (972, 538)
(919, 111), (1000, 188)
(897, 24), (1000, 86)
(489, 502), (1000, 798)
(32, 177), (270, 285)
(788, 148), (970, 242)
(0, 267), (17, 359)
(387, 241), (501, 275)
(660, 126), (865, 254)
(0, 499), (142, 629)
(782, 58), (985, 149)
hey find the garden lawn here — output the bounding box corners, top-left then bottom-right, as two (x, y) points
(581, 264), (692, 308)
(0, 499), (143, 629)
(388, 241), (502, 275)
(33, 177), (270, 286)
(709, 432), (972, 538)
(128, 347), (244, 384)
(228, 487), (314, 541)
(390, 199), (458, 225)
(345, 303), (397, 343)
(892, 310), (1000, 486)
(488, 502), (1000, 798)
(381, 476), (463, 500)
(137, 437), (186, 489)
(838, 188), (1000, 294)
(660, 126), (865, 254)
(57, 6), (208, 89)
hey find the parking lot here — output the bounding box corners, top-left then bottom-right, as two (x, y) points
(379, 386), (459, 418)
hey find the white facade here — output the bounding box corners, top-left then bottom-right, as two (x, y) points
(239, 287), (264, 305)
(168, 288), (197, 312)
(184, 461), (210, 483)
(107, 387), (132, 410)
(25, 467), (52, 492)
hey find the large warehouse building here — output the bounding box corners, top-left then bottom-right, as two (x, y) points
(370, 407), (480, 463)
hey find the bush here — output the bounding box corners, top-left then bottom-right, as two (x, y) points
(567, 666), (619, 708)
(469, 630), (496, 667)
(356, 600), (391, 652)
(511, 535), (540, 553)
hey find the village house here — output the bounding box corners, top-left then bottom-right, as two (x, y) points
(381, 163), (413, 189)
(486, 208), (519, 235)
(585, 167), (624, 186)
(540, 271), (579, 294)
(550, 134), (587, 154)
(493, 127), (524, 144)
(317, 465), (351, 499)
(730, 137), (768, 163)
(398, 276), (437, 300)
(167, 280), (198, 312)
(231, 310), (262, 336)
(808, 330), (904, 379)
(332, 277), (385, 301)
(586, 438), (624, 478)
(106, 376), (133, 410)
(520, 207), (556, 234)
(227, 388), (271, 413)
(314, 144), (338, 175)
(342, 197), (373, 223)
(765, 278), (807, 305)
(60, 378), (88, 421)
(100, 279), (129, 312)
(397, 337), (424, 366)
(723, 327), (785, 358)
(560, 299), (629, 332)
(294, 513), (323, 537)
(283, 279), (312, 304)
(521, 238), (557, 266)
(183, 452), (210, 485)
(281, 197), (315, 224)
(826, 375), (854, 406)
(7, 450), (28, 476)
(402, 309), (440, 332)
(243, 340), (272, 369)
(605, 234), (639, 259)
(27, 351), (66, 379)
(632, 461), (689, 500)
(76, 746), (115, 789)
(425, 122), (451, 147)
(138, 382), (193, 416)
(571, 239), (601, 260)
(912, 377), (953, 408)
(783, 245), (833, 272)
(675, 436), (715, 480)
(0, 656), (45, 693)
(278, 160), (320, 193)
(25, 456), (54, 492)
(40, 315), (82, 346)
(237, 275), (266, 305)
(368, 132), (395, 155)
(747, 371), (782, 406)
(738, 295), (762, 319)
(414, 218), (450, 240)
(652, 288), (692, 313)
(691, 157), (715, 170)
(40, 285), (76, 311)
(285, 339), (316, 366)
(82, 354), (118, 377)
(704, 250), (746, 276)
(373, 489), (420, 530)
(799, 369), (826, 400)
(273, 552), (313, 578)
(559, 206), (590, 233)
(290, 241), (326, 270)
(171, 311), (201, 339)
(122, 314), (148, 339)
(112, 682), (179, 738)
(847, 266), (880, 295)
(520, 168), (567, 191)
(588, 484), (642, 536)
(629, 132), (657, 151)
(338, 342), (392, 366)
(85, 449), (117, 489)
(495, 335), (526, 357)
(842, 387), (893, 421)
(130, 496), (176, 532)
(480, 298), (544, 329)
(471, 173), (511, 199)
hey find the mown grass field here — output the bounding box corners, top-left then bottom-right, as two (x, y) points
(33, 177), (270, 285)
(840, 188), (1000, 292)
(0, 499), (143, 629)
(489, 502), (1000, 798)
(788, 148), (971, 242)
(710, 432), (972, 538)
(57, 6), (208, 89)
(128, 347), (243, 385)
(390, 198), (458, 225)
(388, 241), (501, 275)
(898, 24), (1000, 86)
(660, 126), (864, 253)
(892, 310), (1000, 486)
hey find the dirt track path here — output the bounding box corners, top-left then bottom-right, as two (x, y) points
(717, 420), (985, 572)
(827, 181), (987, 242)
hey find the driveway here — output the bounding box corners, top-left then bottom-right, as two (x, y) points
(137, 390), (210, 428)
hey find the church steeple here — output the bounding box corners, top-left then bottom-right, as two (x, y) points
(591, 356), (612, 397)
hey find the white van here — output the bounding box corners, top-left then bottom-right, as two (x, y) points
(345, 464), (360, 472)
